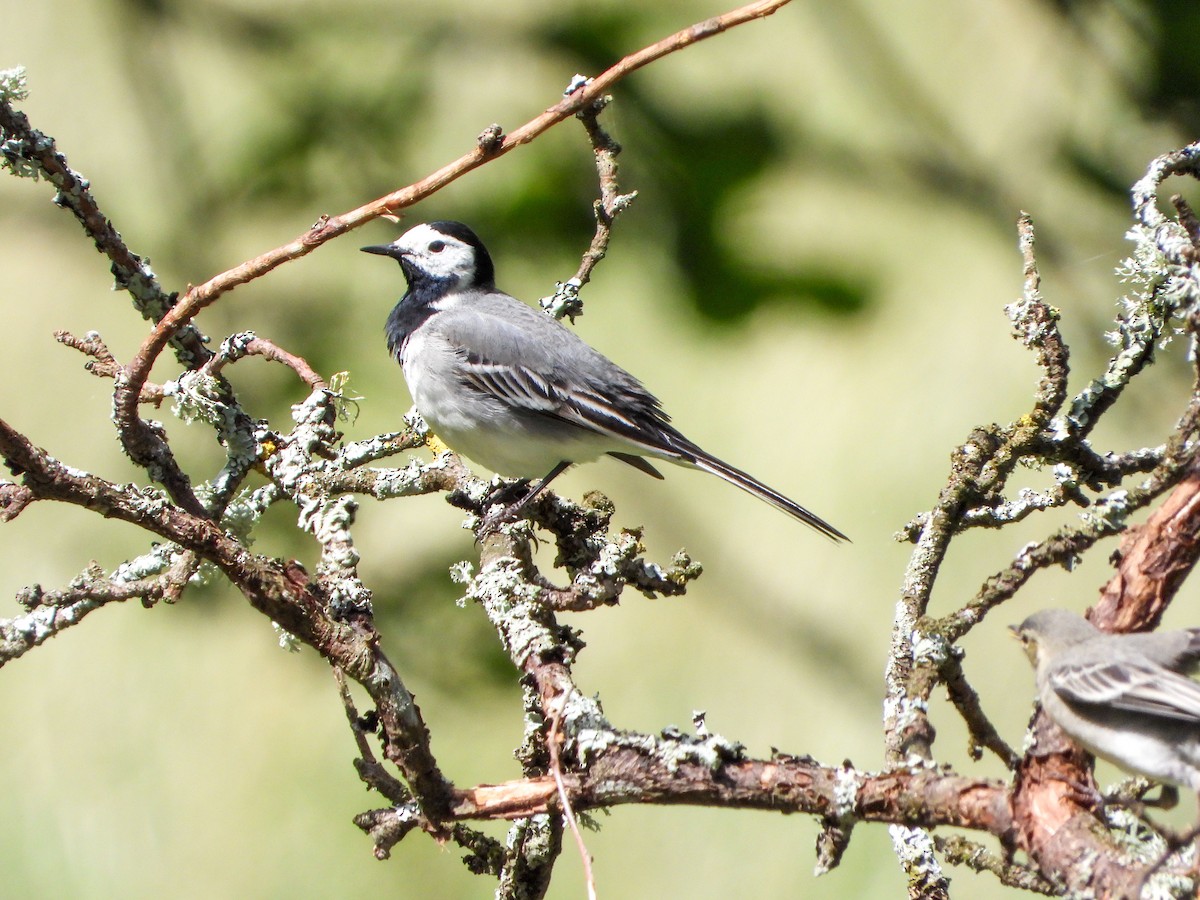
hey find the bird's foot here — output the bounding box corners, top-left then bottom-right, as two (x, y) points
(476, 479), (538, 539)
(481, 478), (532, 510)
(1099, 782), (1179, 829)
(1059, 777), (1104, 812)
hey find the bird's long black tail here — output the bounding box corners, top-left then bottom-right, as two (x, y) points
(690, 449), (848, 542)
(598, 412), (848, 541)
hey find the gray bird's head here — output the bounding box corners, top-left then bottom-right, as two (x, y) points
(1010, 608), (1102, 665)
(361, 221), (496, 291)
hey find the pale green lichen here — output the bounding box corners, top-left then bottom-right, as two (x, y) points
(220, 484), (280, 544)
(5, 600), (92, 646)
(1048, 220), (1200, 439)
(655, 727), (744, 773)
(168, 371), (229, 426)
(465, 556), (557, 663)
(539, 277), (585, 321)
(496, 815), (557, 892)
(0, 66), (29, 102)
(368, 456), (434, 499)
(112, 542), (178, 582)
(126, 485), (173, 518)
(448, 560), (474, 585)
(1078, 488), (1130, 530)
(273, 623), (301, 653)
(910, 629), (951, 668)
(1004, 295), (1060, 349)
(831, 764), (864, 821)
(883, 694), (929, 735)
(888, 825), (945, 888)
(1102, 803), (1199, 896)
(326, 371), (363, 423)
(0, 68), (42, 180)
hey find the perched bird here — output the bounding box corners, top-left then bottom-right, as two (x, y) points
(1011, 608), (1200, 794)
(361, 220), (846, 540)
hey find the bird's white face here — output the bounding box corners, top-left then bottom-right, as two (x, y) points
(392, 223), (479, 285)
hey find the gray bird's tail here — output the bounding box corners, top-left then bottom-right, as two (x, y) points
(690, 451), (848, 542)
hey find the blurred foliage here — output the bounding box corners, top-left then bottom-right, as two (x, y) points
(1046, 0), (1200, 199)
(109, 0), (873, 322)
(1048, 0), (1200, 131)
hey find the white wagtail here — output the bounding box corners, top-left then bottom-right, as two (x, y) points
(1012, 608), (1200, 796)
(361, 221), (846, 540)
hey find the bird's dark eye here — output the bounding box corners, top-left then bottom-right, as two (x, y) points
(428, 240), (446, 253)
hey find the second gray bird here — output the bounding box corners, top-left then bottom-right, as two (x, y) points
(362, 220), (846, 540)
(1012, 608), (1200, 793)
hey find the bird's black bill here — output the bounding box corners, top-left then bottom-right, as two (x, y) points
(361, 244), (401, 258)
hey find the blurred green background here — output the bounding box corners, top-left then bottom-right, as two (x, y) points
(3, 0), (1200, 896)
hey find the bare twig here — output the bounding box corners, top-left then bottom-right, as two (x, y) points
(943, 656), (1020, 769)
(540, 91), (639, 321)
(200, 332), (328, 391)
(548, 694), (597, 900)
(333, 666), (412, 806)
(0, 482), (35, 522)
(55, 330), (167, 405)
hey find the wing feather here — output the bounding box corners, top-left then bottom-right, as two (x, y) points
(1050, 660), (1200, 723)
(437, 296), (684, 454)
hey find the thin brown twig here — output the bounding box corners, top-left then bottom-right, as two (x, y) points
(0, 483), (35, 522)
(572, 100), (637, 289)
(201, 335), (328, 391)
(333, 666), (411, 806)
(55, 330), (167, 404)
(943, 656), (1019, 769)
(548, 693), (597, 900)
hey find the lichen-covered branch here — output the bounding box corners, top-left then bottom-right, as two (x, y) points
(10, 3), (1200, 892)
(881, 143), (1200, 895)
(0, 68), (210, 370)
(357, 748), (1014, 842)
(540, 88), (638, 321)
(0, 548), (193, 666)
(0, 413), (456, 819)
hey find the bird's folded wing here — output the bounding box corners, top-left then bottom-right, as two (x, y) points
(1050, 659), (1200, 723)
(459, 358), (559, 412)
(459, 354), (678, 453)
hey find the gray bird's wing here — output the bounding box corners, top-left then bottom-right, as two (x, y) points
(434, 293), (677, 448)
(1049, 658), (1200, 723)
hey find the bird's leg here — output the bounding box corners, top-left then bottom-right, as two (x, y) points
(481, 478), (533, 509)
(479, 461), (572, 534)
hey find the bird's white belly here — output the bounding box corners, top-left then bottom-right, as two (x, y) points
(402, 330), (615, 477)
